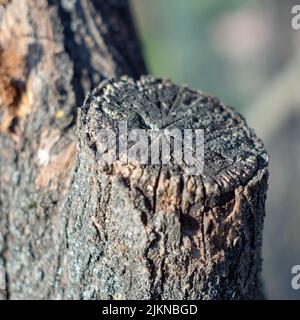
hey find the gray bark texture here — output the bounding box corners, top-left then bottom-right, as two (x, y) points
(0, 0), (268, 300)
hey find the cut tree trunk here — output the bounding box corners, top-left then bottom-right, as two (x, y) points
(0, 0), (268, 300)
(66, 76), (268, 299)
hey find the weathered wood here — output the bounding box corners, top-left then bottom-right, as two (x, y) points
(66, 76), (269, 299)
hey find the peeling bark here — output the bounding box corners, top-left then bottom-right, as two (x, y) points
(0, 1), (268, 300)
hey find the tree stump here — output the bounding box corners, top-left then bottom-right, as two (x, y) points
(65, 76), (269, 299)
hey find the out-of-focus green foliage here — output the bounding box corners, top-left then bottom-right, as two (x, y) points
(133, 0), (265, 109)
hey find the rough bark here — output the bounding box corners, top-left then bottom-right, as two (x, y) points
(64, 76), (268, 299)
(0, 0), (146, 300)
(0, 0), (269, 300)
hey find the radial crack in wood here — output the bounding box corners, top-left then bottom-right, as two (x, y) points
(66, 76), (269, 300)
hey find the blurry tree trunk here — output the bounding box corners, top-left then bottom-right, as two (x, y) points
(0, 0), (268, 300)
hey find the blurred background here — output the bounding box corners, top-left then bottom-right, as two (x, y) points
(132, 0), (300, 299)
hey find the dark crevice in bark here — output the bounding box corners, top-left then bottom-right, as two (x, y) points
(55, 1), (95, 108)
